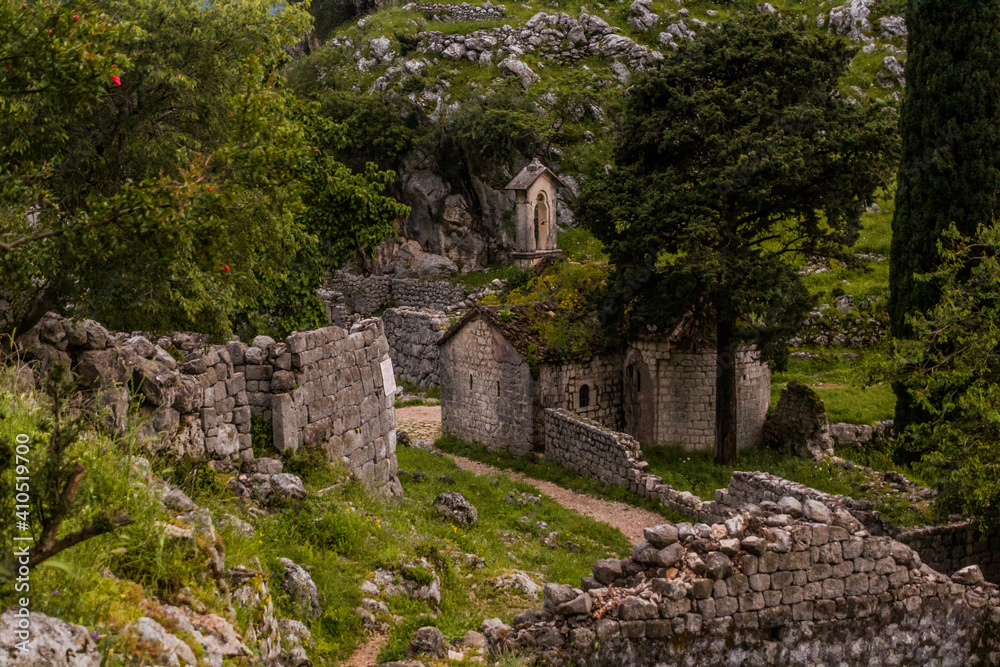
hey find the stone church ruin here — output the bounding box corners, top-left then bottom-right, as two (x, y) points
(437, 305), (771, 455)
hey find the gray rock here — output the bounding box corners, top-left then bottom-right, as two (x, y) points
(407, 627), (445, 659)
(952, 565), (985, 586)
(435, 491), (478, 525)
(278, 558), (321, 617)
(880, 15), (907, 37)
(278, 619), (315, 651)
(459, 630), (486, 649)
(555, 593), (591, 616)
(499, 57), (539, 89)
(270, 473), (307, 501)
(644, 523), (678, 547)
(802, 499), (832, 524)
(593, 558), (623, 585)
(251, 335), (276, 350)
(543, 583), (577, 612)
(0, 610), (101, 666)
(123, 617), (198, 666)
(778, 496), (803, 518)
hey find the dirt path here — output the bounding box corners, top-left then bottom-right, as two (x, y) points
(344, 634), (387, 667)
(396, 406), (664, 543)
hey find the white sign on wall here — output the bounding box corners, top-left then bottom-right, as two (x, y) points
(381, 358), (396, 396)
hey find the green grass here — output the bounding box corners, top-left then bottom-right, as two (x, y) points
(0, 365), (632, 665)
(435, 435), (688, 522)
(448, 264), (535, 289)
(641, 444), (933, 527)
(558, 227), (608, 263)
(803, 194), (893, 307)
(771, 350), (895, 425)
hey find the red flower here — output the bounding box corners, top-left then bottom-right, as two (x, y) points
(111, 75), (121, 86)
(73, 14), (80, 19)
(223, 265), (230, 272)
(207, 186), (214, 192)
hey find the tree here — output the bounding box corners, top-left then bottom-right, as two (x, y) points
(240, 107), (409, 339)
(889, 0), (1000, 448)
(0, 0), (314, 340)
(886, 222), (1000, 529)
(577, 14), (898, 464)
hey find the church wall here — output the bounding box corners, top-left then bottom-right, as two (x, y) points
(628, 342), (770, 451)
(439, 317), (534, 455)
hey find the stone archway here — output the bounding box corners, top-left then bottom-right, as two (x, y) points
(623, 352), (655, 445)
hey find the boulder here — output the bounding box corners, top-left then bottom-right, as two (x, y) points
(499, 57), (539, 89)
(407, 627), (445, 659)
(123, 617), (198, 666)
(0, 610), (101, 666)
(434, 491), (478, 525)
(278, 558), (322, 617)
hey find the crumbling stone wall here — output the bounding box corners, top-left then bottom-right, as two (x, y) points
(491, 502), (1000, 666)
(439, 317), (534, 456)
(230, 319), (402, 496)
(543, 409), (731, 524)
(897, 524), (1000, 585)
(413, 1), (506, 21)
(762, 380), (834, 459)
(16, 313), (401, 495)
(323, 271), (471, 326)
(718, 471), (1000, 583)
(382, 307), (450, 387)
(18, 313), (253, 463)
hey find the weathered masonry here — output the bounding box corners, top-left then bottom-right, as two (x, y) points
(438, 306), (770, 454)
(489, 503), (1000, 666)
(17, 313), (402, 496)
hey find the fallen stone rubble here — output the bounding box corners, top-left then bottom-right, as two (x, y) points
(485, 503), (1000, 666)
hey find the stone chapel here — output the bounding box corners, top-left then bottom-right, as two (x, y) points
(505, 158), (568, 267)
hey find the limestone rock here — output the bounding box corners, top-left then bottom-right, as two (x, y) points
(278, 558), (322, 617)
(499, 57), (539, 89)
(0, 610), (101, 666)
(123, 617), (198, 666)
(434, 491), (478, 525)
(408, 627), (445, 659)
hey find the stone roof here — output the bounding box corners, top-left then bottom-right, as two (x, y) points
(438, 303), (604, 362)
(504, 158), (571, 192)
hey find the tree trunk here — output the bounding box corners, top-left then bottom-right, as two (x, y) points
(715, 310), (739, 465)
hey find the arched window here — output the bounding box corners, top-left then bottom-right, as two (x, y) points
(579, 384), (590, 409)
(497, 381), (501, 397)
(470, 374), (473, 391)
(535, 192), (549, 250)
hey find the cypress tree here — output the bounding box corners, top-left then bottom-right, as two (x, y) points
(890, 0), (1000, 445)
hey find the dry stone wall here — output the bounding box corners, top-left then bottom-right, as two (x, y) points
(719, 471), (1000, 583)
(230, 319), (401, 495)
(542, 409), (731, 524)
(382, 307), (450, 387)
(16, 313), (401, 496)
(323, 271), (471, 326)
(18, 313), (253, 463)
(491, 503), (1000, 667)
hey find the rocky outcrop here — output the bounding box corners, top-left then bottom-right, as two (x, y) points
(435, 491), (478, 525)
(0, 610), (101, 666)
(416, 12), (663, 73)
(825, 0), (876, 42)
(762, 380), (834, 460)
